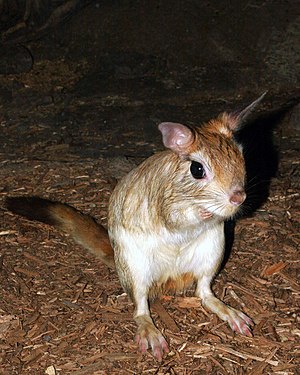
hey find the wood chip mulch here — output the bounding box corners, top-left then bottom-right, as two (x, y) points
(0, 149), (299, 374)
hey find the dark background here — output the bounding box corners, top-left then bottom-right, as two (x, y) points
(0, 0), (299, 186)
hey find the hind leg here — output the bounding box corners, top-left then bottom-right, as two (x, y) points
(132, 285), (169, 361)
(114, 242), (169, 361)
(196, 275), (253, 336)
(191, 224), (253, 335)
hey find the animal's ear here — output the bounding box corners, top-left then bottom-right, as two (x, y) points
(158, 122), (195, 155)
(227, 91), (267, 131)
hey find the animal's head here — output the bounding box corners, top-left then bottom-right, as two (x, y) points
(158, 92), (266, 219)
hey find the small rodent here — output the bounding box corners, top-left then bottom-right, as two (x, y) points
(5, 92), (266, 361)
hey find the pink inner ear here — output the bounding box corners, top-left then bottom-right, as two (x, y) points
(158, 122), (194, 154)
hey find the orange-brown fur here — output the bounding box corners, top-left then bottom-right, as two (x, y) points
(53, 204), (114, 267)
(149, 272), (196, 299)
(5, 197), (115, 268)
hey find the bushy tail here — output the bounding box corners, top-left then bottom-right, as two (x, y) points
(5, 196), (115, 269)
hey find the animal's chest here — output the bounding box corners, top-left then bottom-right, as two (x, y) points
(112, 220), (224, 297)
(154, 234), (214, 274)
(147, 244), (204, 298)
(149, 222), (224, 286)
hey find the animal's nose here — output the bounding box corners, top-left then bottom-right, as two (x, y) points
(229, 190), (246, 206)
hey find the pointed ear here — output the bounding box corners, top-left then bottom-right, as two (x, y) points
(227, 91), (267, 131)
(158, 122), (195, 155)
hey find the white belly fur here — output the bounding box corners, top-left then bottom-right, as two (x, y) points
(112, 220), (225, 291)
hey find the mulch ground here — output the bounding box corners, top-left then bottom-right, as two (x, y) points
(0, 145), (299, 374)
(0, 54), (299, 374)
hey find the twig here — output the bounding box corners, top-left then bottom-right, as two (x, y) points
(215, 344), (279, 366)
(152, 299), (180, 333)
(14, 266), (39, 278)
(0, 230), (17, 236)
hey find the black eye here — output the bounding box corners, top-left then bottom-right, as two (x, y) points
(190, 161), (206, 179)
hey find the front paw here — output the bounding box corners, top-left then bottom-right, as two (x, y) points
(135, 315), (169, 361)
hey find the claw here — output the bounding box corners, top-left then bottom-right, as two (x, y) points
(136, 335), (148, 353)
(159, 336), (170, 353)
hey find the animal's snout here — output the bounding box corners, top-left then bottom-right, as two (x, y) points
(229, 190), (246, 206)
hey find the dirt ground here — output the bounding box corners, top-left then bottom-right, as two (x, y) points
(0, 2), (300, 373)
